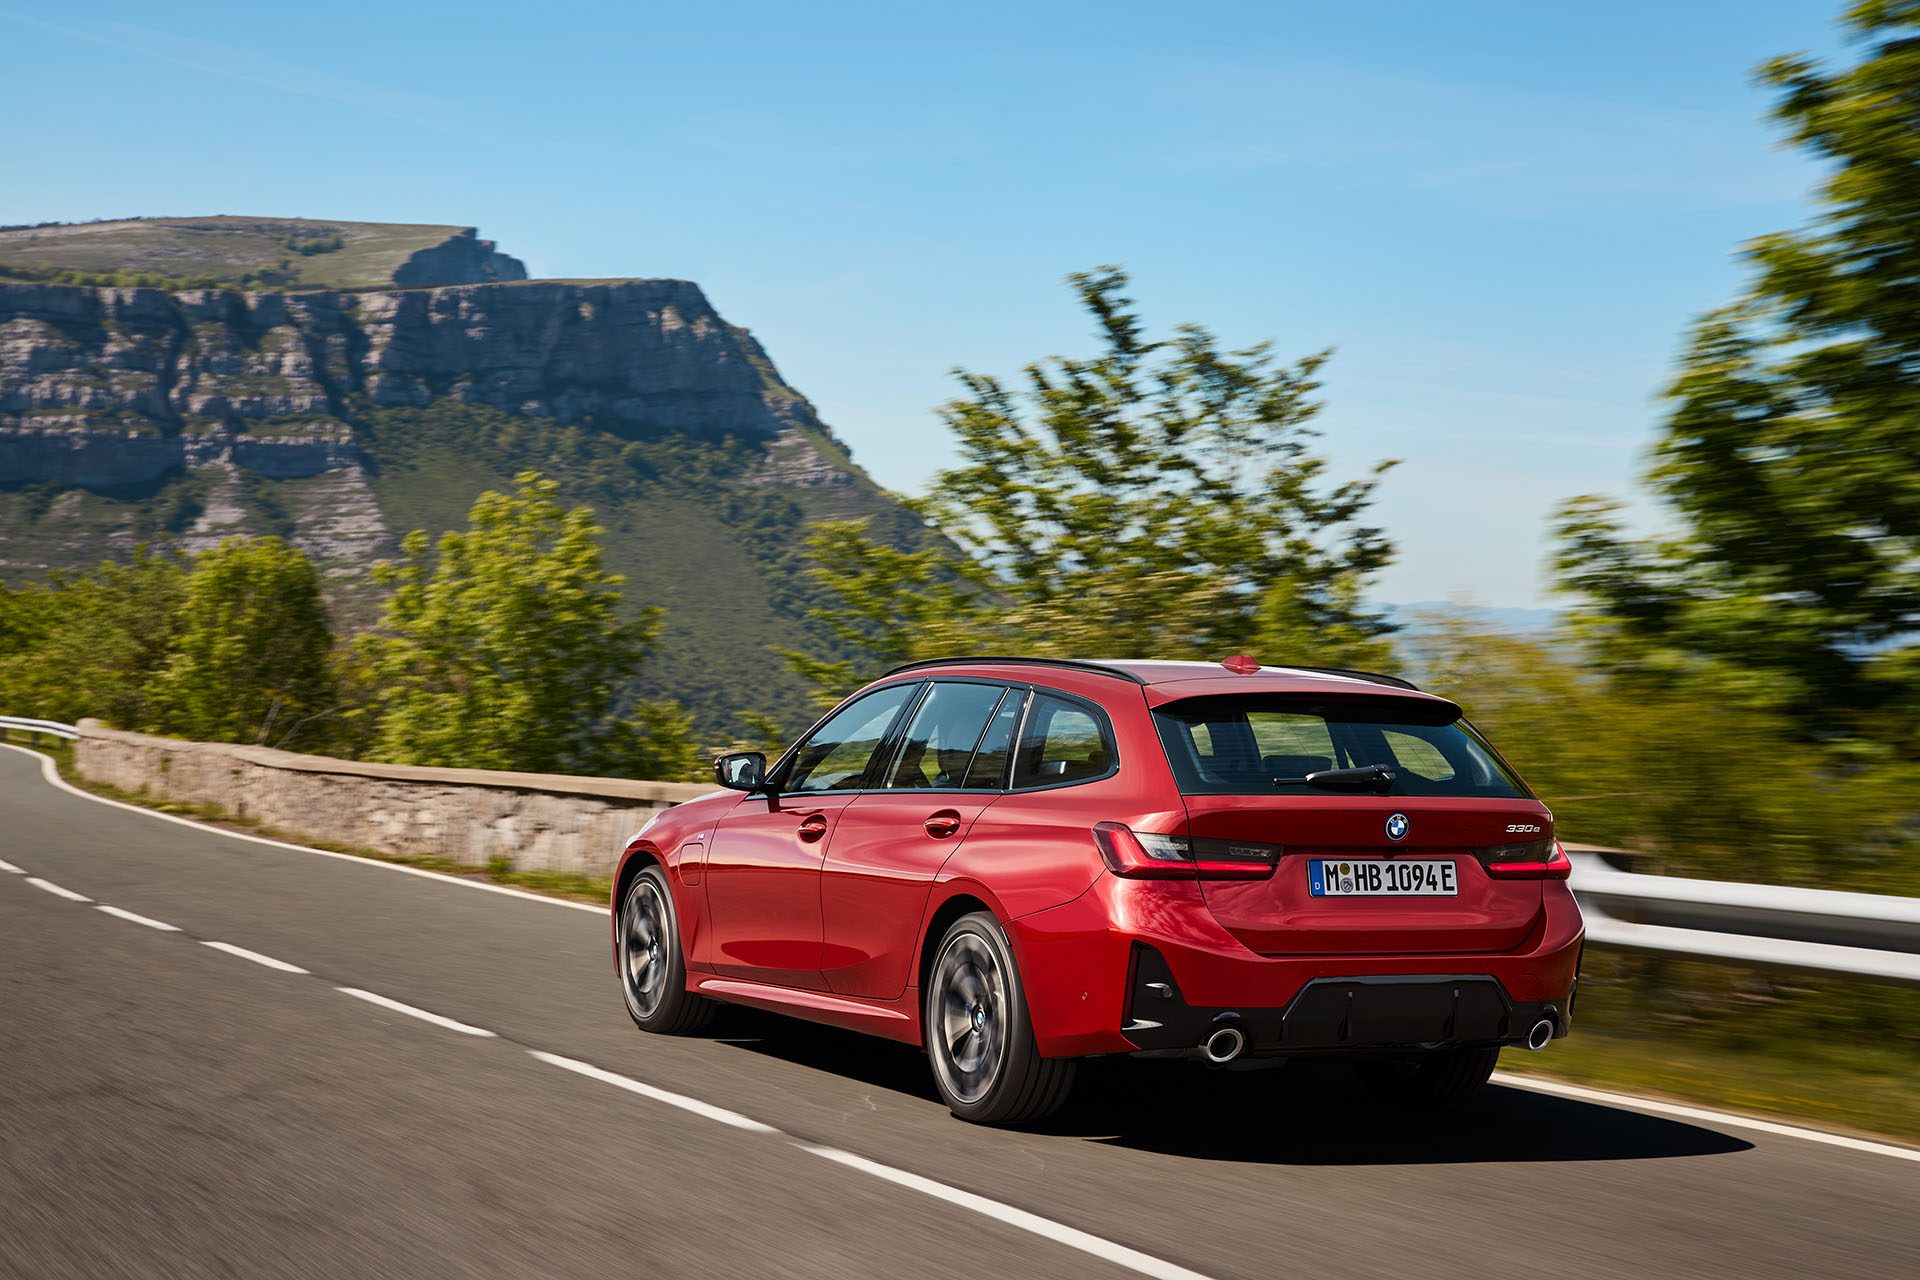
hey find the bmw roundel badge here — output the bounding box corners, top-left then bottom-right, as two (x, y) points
(1385, 812), (1410, 842)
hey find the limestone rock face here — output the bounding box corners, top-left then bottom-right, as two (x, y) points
(0, 278), (785, 445)
(0, 254), (875, 619)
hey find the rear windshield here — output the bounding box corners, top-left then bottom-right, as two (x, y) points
(1152, 694), (1531, 799)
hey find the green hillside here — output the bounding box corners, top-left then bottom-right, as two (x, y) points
(358, 404), (919, 734)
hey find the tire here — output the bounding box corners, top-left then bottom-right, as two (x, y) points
(617, 865), (717, 1035)
(1355, 1045), (1500, 1107)
(924, 912), (1076, 1125)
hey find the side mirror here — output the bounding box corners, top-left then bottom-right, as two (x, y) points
(714, 751), (768, 792)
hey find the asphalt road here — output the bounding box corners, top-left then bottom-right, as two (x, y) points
(1, 744), (1915, 1280)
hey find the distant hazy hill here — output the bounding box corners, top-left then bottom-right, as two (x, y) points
(0, 216), (526, 289)
(0, 218), (923, 734)
(1385, 601), (1560, 634)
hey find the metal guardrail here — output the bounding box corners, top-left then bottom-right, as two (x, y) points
(1568, 849), (1920, 986)
(0, 715), (77, 741)
(1, 716), (1912, 982)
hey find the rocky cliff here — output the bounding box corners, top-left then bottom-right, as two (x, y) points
(0, 221), (916, 729)
(1, 278), (793, 454)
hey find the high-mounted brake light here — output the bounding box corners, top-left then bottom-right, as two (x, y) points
(1478, 838), (1572, 880)
(1092, 822), (1279, 880)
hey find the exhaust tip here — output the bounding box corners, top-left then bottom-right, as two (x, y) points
(1525, 1018), (1555, 1051)
(1203, 1026), (1246, 1064)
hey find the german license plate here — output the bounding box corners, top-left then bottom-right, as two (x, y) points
(1309, 859), (1457, 897)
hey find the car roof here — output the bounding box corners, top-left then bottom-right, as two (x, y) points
(879, 656), (1457, 713)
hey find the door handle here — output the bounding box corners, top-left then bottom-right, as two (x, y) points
(924, 810), (963, 839)
(797, 814), (830, 843)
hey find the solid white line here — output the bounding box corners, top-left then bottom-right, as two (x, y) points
(802, 1144), (1218, 1280)
(0, 857), (22, 873)
(201, 940), (309, 974)
(0, 742), (602, 914)
(97, 904), (181, 931)
(26, 876), (91, 902)
(338, 987), (496, 1037)
(528, 1051), (778, 1133)
(1492, 1071), (1920, 1164)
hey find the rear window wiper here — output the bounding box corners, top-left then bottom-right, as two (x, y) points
(1272, 764), (1397, 794)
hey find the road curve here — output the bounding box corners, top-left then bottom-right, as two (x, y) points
(1, 745), (1915, 1280)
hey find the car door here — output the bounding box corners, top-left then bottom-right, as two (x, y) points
(821, 682), (1024, 1000)
(701, 682), (920, 990)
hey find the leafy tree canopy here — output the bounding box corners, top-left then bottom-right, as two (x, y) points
(155, 537), (336, 747)
(355, 471), (692, 775)
(1554, 1), (1920, 730)
(0, 549), (188, 732)
(790, 267), (1398, 700)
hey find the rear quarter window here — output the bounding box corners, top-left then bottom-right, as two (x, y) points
(1011, 694), (1116, 788)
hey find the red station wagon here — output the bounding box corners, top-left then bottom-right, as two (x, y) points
(611, 657), (1584, 1124)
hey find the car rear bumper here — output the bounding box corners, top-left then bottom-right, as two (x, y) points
(1008, 872), (1584, 1058)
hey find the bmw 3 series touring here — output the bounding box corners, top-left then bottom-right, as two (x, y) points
(611, 657), (1583, 1124)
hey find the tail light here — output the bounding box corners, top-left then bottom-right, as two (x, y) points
(1477, 838), (1571, 880)
(1092, 822), (1279, 880)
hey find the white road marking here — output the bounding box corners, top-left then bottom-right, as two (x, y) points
(0, 742), (602, 915)
(802, 1144), (1219, 1280)
(201, 940), (310, 974)
(97, 904), (180, 931)
(1493, 1072), (1920, 1164)
(528, 1051), (778, 1132)
(0, 857), (23, 873)
(26, 876), (91, 902)
(338, 987), (496, 1037)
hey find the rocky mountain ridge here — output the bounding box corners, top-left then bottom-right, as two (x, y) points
(0, 221), (912, 729)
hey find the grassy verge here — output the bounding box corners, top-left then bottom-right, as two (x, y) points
(1503, 948), (1920, 1144)
(2, 733), (610, 906)
(1502, 1030), (1920, 1145)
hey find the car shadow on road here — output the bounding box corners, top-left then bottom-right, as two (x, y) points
(1059, 1058), (1756, 1165)
(717, 1012), (1754, 1166)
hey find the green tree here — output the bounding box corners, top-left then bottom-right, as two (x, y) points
(791, 267), (1397, 696)
(1554, 1), (1920, 727)
(155, 537), (336, 748)
(1407, 613), (1919, 894)
(0, 549), (187, 729)
(356, 471), (667, 774)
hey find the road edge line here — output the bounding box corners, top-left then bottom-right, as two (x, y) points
(0, 742), (603, 915)
(1492, 1071), (1920, 1164)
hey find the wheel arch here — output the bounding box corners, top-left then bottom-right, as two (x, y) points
(913, 880), (1019, 1016)
(610, 843), (664, 955)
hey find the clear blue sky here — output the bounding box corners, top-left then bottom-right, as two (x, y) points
(2, 1), (1847, 607)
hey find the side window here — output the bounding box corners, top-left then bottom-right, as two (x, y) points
(1011, 694), (1114, 788)
(786, 683), (918, 793)
(883, 682), (1008, 789)
(962, 690), (1024, 789)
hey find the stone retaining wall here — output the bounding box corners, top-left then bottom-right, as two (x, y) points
(71, 720), (712, 878)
